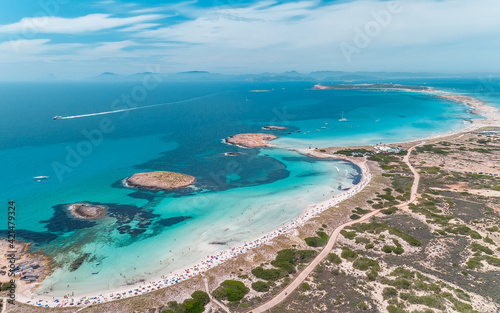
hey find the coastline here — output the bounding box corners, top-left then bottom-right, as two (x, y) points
(17, 85), (500, 308)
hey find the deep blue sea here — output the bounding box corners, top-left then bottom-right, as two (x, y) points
(0, 78), (498, 296)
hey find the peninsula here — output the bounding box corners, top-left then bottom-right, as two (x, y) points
(126, 171), (196, 190)
(313, 83), (432, 91)
(225, 133), (277, 148)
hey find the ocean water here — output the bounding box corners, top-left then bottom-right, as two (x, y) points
(0, 80), (487, 296)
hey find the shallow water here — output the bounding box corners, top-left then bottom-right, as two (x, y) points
(0, 80), (484, 296)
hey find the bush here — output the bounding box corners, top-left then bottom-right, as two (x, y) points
(408, 295), (446, 310)
(271, 249), (316, 274)
(383, 287), (398, 299)
(251, 281), (270, 292)
(445, 225), (482, 239)
(382, 207), (398, 215)
(341, 230), (357, 240)
(350, 214), (361, 220)
(341, 247), (357, 260)
(252, 267), (281, 281)
(213, 280), (249, 302)
(168, 291), (210, 313)
(305, 232), (329, 247)
(393, 246), (404, 255)
(191, 291), (210, 306)
(355, 236), (370, 244)
(466, 258), (482, 269)
(484, 256), (500, 267)
(391, 267), (414, 279)
(327, 253), (342, 264)
(382, 245), (393, 253)
(0, 282), (13, 291)
(470, 243), (494, 255)
(301, 282), (311, 291)
(353, 257), (380, 271)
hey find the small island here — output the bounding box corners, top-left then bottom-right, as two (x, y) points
(225, 133), (277, 148)
(262, 125), (287, 130)
(68, 203), (106, 219)
(126, 171), (196, 190)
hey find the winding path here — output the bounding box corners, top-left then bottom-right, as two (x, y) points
(248, 145), (421, 313)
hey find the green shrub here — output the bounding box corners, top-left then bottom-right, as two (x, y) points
(407, 295), (446, 310)
(305, 237), (324, 247)
(483, 237), (495, 245)
(340, 247), (358, 260)
(304, 232), (329, 247)
(252, 267), (281, 281)
(382, 245), (393, 253)
(486, 226), (499, 232)
(355, 236), (371, 244)
(470, 243), (494, 255)
(169, 290), (210, 313)
(393, 246), (404, 255)
(383, 287), (398, 299)
(353, 257), (380, 271)
(271, 249), (316, 274)
(213, 280), (249, 302)
(466, 258), (483, 269)
(251, 281), (270, 292)
(484, 256), (500, 267)
(301, 282), (311, 291)
(445, 225), (482, 239)
(191, 291), (210, 306)
(327, 253), (342, 264)
(382, 207), (398, 215)
(390, 267), (414, 279)
(341, 230), (357, 240)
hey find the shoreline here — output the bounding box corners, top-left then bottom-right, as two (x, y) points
(17, 85), (500, 308)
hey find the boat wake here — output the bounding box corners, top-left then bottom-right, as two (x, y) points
(55, 93), (221, 120)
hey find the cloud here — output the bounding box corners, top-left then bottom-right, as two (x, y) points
(0, 13), (165, 34)
(118, 23), (161, 32)
(2, 0), (500, 79)
(131, 0), (500, 72)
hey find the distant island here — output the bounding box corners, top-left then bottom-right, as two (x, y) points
(126, 171), (196, 190)
(262, 125), (287, 130)
(225, 133), (277, 148)
(68, 203), (106, 220)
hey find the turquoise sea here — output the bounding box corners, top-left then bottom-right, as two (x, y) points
(0, 79), (498, 296)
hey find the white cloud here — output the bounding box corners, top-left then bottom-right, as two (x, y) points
(119, 23), (161, 32)
(132, 0), (500, 72)
(2, 0), (500, 79)
(0, 13), (165, 34)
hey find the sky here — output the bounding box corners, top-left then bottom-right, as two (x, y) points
(0, 0), (499, 80)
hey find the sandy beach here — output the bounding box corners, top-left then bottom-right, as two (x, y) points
(14, 85), (500, 308)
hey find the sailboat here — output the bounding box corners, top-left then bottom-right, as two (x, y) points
(339, 111), (348, 122)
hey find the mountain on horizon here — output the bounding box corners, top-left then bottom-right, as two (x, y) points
(88, 70), (484, 83)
